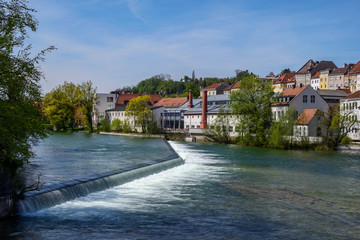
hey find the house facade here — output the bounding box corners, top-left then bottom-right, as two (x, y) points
(92, 93), (117, 126)
(328, 64), (354, 90)
(310, 72), (320, 90)
(271, 85), (329, 122)
(293, 109), (326, 137)
(200, 82), (229, 97)
(154, 97), (189, 130)
(296, 60), (337, 87)
(340, 91), (360, 140)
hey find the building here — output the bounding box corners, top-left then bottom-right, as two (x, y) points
(154, 97), (190, 130)
(271, 85), (329, 121)
(316, 89), (349, 105)
(348, 61), (360, 92)
(311, 72), (320, 90)
(296, 60), (337, 86)
(340, 91), (360, 140)
(184, 93), (238, 136)
(272, 73), (296, 93)
(293, 109), (325, 137)
(106, 105), (164, 132)
(319, 69), (332, 90)
(92, 93), (117, 126)
(223, 81), (240, 94)
(328, 64), (354, 90)
(200, 82), (229, 97)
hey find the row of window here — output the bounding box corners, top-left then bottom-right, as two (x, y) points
(342, 102), (358, 111)
(303, 95), (316, 103)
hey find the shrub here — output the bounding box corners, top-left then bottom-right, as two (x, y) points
(111, 119), (122, 132)
(341, 136), (353, 145)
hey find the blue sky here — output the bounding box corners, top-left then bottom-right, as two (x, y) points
(28, 0), (360, 93)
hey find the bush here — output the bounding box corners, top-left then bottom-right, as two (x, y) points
(341, 136), (353, 145)
(99, 119), (111, 132)
(111, 119), (122, 132)
(122, 120), (132, 133)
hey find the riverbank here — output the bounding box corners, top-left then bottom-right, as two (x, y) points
(99, 132), (165, 138)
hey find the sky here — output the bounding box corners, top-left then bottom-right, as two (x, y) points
(27, 0), (360, 94)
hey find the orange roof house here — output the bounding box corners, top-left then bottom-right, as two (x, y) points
(295, 109), (319, 125)
(200, 82), (229, 97)
(294, 109), (324, 137)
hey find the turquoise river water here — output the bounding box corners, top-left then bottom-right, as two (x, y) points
(0, 132), (360, 239)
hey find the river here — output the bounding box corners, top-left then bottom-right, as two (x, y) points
(1, 133), (359, 239)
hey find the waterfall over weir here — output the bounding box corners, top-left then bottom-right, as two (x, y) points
(16, 140), (184, 214)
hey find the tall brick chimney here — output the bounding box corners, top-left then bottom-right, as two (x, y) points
(200, 90), (207, 129)
(188, 89), (194, 108)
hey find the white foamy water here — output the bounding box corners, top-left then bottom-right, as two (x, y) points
(25, 141), (225, 218)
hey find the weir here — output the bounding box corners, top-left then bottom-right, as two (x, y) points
(16, 140), (184, 214)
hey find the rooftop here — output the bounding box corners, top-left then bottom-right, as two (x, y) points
(349, 61), (360, 75)
(295, 109), (319, 125)
(154, 97), (187, 108)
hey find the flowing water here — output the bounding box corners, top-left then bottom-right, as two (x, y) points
(1, 133), (360, 239)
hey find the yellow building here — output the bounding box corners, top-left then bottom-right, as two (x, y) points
(272, 73), (296, 93)
(319, 70), (330, 90)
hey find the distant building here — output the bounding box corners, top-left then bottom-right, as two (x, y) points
(349, 61), (360, 92)
(116, 93), (161, 107)
(328, 64), (354, 90)
(319, 69), (331, 90)
(200, 82), (229, 97)
(272, 73), (296, 93)
(223, 81), (240, 94)
(311, 72), (320, 90)
(316, 89), (349, 105)
(296, 60), (337, 87)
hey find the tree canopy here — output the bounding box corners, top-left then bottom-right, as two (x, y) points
(0, 0), (54, 178)
(125, 95), (152, 132)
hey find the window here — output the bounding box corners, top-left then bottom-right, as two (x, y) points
(186, 125), (189, 129)
(107, 97), (114, 102)
(229, 126), (234, 132)
(191, 125), (195, 128)
(317, 127), (321, 137)
(303, 95), (308, 103)
(196, 125), (200, 129)
(311, 95), (315, 103)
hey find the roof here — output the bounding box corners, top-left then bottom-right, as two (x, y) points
(154, 97), (187, 108)
(116, 93), (161, 106)
(349, 61), (360, 75)
(329, 64), (354, 75)
(202, 82), (229, 91)
(297, 60), (337, 76)
(312, 72), (320, 78)
(295, 109), (319, 125)
(272, 85), (310, 106)
(274, 73), (296, 84)
(224, 81), (240, 91)
(316, 89), (348, 98)
(344, 90), (360, 100)
(106, 105), (163, 112)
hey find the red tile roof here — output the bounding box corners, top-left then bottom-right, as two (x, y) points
(344, 90), (360, 99)
(274, 73), (296, 84)
(224, 81), (240, 91)
(349, 61), (360, 75)
(312, 72), (320, 78)
(339, 88), (351, 94)
(154, 97), (187, 108)
(116, 93), (161, 105)
(295, 109), (319, 125)
(203, 82), (227, 90)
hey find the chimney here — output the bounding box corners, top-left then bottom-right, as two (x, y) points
(188, 90), (194, 108)
(200, 90), (208, 129)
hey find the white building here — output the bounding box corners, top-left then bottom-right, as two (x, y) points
(92, 93), (117, 126)
(293, 109), (325, 137)
(271, 85), (329, 122)
(107, 106), (164, 132)
(340, 91), (360, 140)
(310, 72), (320, 90)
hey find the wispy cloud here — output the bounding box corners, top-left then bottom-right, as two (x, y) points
(125, 0), (148, 25)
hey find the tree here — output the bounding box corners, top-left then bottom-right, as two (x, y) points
(280, 68), (295, 75)
(323, 105), (358, 149)
(125, 95), (152, 132)
(184, 82), (200, 98)
(79, 81), (97, 132)
(191, 70), (195, 82)
(43, 82), (82, 131)
(204, 108), (233, 144)
(0, 0), (54, 209)
(267, 108), (297, 149)
(230, 76), (273, 146)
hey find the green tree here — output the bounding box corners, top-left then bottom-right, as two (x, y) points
(230, 76), (273, 146)
(204, 108), (233, 144)
(267, 108), (297, 149)
(184, 82), (200, 98)
(280, 68), (295, 75)
(43, 82), (82, 131)
(79, 81), (97, 132)
(0, 0), (54, 209)
(110, 119), (122, 132)
(125, 95), (152, 132)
